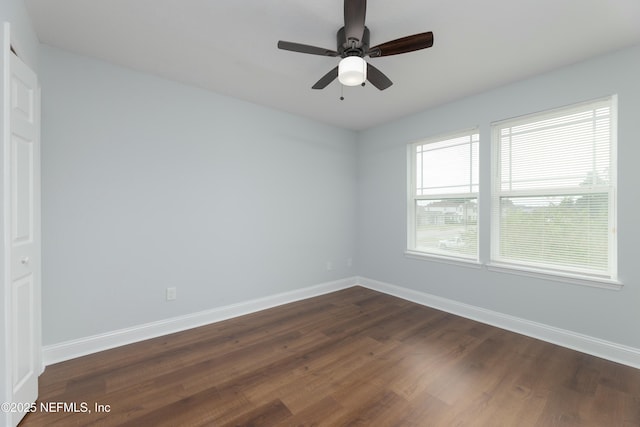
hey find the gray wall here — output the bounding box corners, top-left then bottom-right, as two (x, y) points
(22, 24), (640, 354)
(357, 44), (640, 349)
(40, 46), (358, 345)
(0, 0), (39, 70)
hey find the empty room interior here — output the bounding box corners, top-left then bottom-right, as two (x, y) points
(2, 0), (640, 426)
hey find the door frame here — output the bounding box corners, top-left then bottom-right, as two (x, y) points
(1, 21), (42, 427)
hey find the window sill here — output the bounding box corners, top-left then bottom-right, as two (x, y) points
(404, 251), (622, 290)
(404, 250), (482, 269)
(486, 263), (623, 291)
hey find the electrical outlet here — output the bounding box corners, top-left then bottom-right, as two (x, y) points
(326, 261), (333, 271)
(166, 287), (177, 301)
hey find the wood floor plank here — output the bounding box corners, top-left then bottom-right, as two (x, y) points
(588, 384), (637, 426)
(221, 399), (293, 427)
(20, 286), (640, 426)
(277, 395), (346, 426)
(394, 389), (451, 426)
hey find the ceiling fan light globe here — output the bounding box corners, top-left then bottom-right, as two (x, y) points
(338, 56), (367, 86)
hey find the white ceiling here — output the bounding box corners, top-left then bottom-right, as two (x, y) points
(24, 0), (640, 130)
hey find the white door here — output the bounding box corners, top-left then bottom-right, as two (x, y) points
(2, 22), (41, 427)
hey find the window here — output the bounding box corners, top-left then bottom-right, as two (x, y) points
(491, 96), (617, 282)
(408, 129), (479, 261)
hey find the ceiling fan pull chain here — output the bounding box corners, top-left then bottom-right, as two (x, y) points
(340, 84), (345, 101)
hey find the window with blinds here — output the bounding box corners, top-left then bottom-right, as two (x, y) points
(491, 96), (617, 280)
(408, 130), (479, 260)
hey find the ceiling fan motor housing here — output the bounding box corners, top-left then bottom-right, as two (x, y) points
(338, 26), (370, 58)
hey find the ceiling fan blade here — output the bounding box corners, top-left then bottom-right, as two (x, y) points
(344, 0), (367, 45)
(278, 41), (339, 57)
(366, 63), (393, 90)
(312, 66), (339, 89)
(369, 32), (434, 57)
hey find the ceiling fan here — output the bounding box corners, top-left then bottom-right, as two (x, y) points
(277, 0), (434, 91)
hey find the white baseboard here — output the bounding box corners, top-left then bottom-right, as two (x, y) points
(43, 275), (640, 370)
(357, 276), (640, 369)
(42, 277), (357, 366)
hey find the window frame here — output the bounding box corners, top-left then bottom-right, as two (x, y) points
(489, 96), (619, 287)
(406, 128), (480, 264)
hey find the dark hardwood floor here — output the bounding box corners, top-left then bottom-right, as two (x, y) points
(20, 286), (640, 426)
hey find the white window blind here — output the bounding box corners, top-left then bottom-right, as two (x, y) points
(408, 130), (479, 260)
(491, 97), (616, 280)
